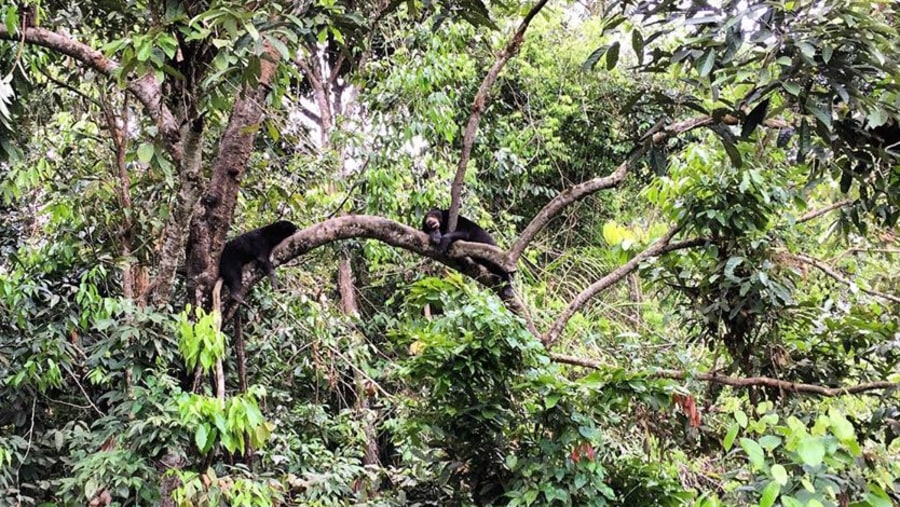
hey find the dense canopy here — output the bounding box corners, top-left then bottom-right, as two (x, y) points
(1, 0), (898, 505)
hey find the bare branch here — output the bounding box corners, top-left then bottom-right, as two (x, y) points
(447, 0), (551, 233)
(549, 353), (899, 397)
(510, 115), (724, 263)
(788, 253), (900, 304)
(0, 26), (180, 161)
(797, 199), (853, 224)
(849, 248), (900, 255)
(543, 228), (706, 346)
(510, 154), (634, 263)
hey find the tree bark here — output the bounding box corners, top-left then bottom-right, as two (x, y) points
(185, 47), (281, 309)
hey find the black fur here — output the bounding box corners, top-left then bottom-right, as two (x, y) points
(421, 208), (513, 297)
(219, 220), (298, 303)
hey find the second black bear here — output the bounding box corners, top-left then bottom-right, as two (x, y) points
(421, 208), (513, 298)
(219, 220), (298, 303)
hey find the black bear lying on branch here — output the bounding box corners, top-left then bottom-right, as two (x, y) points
(219, 220), (298, 304)
(421, 208), (514, 298)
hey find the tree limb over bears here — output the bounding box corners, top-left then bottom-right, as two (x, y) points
(229, 215), (516, 300)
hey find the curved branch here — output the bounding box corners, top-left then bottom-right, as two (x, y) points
(788, 253), (900, 304)
(447, 0), (551, 233)
(543, 228), (707, 346)
(510, 153), (636, 263)
(510, 115), (724, 264)
(228, 215), (517, 302)
(549, 353), (899, 397)
(0, 26), (180, 161)
(273, 215), (514, 271)
(796, 199), (853, 224)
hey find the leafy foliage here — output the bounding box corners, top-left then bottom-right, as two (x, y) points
(1, 1), (898, 506)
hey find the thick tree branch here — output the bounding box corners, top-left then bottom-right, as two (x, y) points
(543, 228), (706, 346)
(447, 0), (551, 233)
(549, 353), (899, 397)
(225, 215), (518, 305)
(788, 253), (900, 304)
(0, 26), (181, 162)
(796, 199), (853, 224)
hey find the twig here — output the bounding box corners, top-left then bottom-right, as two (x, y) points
(549, 353), (900, 397)
(37, 67), (103, 108)
(796, 199), (853, 224)
(63, 364), (105, 416)
(15, 397), (37, 490)
(788, 253), (900, 304)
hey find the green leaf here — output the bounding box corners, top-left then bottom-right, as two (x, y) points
(698, 49), (715, 77)
(4, 7), (17, 33)
(724, 257), (744, 281)
(265, 35), (291, 60)
(85, 478), (99, 499)
(782, 81), (801, 96)
(137, 143), (154, 163)
(741, 98), (769, 139)
(221, 430), (238, 454)
(759, 481), (780, 507)
(828, 410), (855, 442)
(796, 436), (825, 466)
(631, 30), (644, 65)
(723, 423), (739, 451)
(545, 393), (561, 409)
(740, 438), (765, 470)
(606, 41), (620, 70)
(758, 435), (782, 451)
(711, 124), (742, 167)
(806, 103), (832, 130)
(136, 40), (152, 62)
(770, 464), (788, 486)
(244, 22), (260, 41)
(195, 423), (209, 451)
(796, 41), (816, 60)
(582, 45), (610, 71)
(863, 485), (893, 507)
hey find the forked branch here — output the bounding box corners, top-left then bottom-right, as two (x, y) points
(510, 114), (732, 263)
